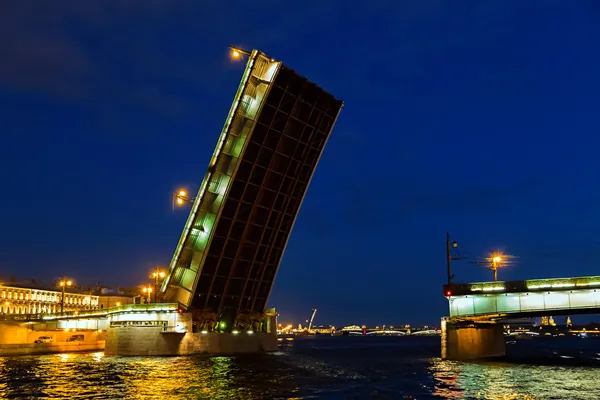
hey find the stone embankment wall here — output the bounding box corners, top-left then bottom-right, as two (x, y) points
(105, 326), (277, 356)
(0, 322), (106, 356)
(105, 312), (278, 356)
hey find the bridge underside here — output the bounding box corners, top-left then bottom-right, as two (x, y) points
(162, 49), (343, 331)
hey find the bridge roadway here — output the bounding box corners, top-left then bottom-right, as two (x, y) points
(0, 303), (180, 331)
(444, 275), (600, 320)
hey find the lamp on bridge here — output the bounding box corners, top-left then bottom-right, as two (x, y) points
(151, 266), (166, 303)
(172, 189), (195, 209)
(228, 46), (252, 60)
(58, 278), (73, 314)
(491, 255), (502, 282)
(485, 252), (518, 281)
(142, 285), (153, 303)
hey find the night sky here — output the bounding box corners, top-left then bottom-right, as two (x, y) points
(1, 1), (599, 327)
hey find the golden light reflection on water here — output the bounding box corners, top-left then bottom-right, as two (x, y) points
(91, 351), (103, 362)
(0, 352), (302, 399)
(1, 345), (600, 399)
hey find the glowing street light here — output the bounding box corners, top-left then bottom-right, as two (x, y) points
(151, 266), (166, 303)
(485, 252), (516, 281)
(58, 277), (73, 314)
(142, 285), (153, 303)
(172, 188), (195, 209)
(490, 254), (502, 281)
(228, 46), (251, 60)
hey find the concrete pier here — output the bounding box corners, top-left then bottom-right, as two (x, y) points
(0, 321), (106, 356)
(0, 304), (279, 357)
(104, 306), (278, 356)
(105, 326), (277, 356)
(441, 317), (506, 360)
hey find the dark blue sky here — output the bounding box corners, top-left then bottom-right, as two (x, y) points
(1, 1), (599, 326)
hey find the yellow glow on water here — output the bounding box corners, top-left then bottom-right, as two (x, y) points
(1, 350), (600, 398)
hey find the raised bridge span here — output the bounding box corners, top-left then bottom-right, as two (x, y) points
(0, 47), (342, 357)
(161, 48), (343, 332)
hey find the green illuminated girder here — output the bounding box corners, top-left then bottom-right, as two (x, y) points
(449, 288), (600, 318)
(450, 275), (600, 318)
(162, 50), (282, 309)
(468, 275), (600, 293)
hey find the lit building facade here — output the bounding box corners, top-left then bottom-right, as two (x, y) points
(97, 295), (134, 310)
(0, 284), (99, 315)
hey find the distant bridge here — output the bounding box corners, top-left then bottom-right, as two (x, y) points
(340, 326), (439, 335)
(444, 275), (600, 320)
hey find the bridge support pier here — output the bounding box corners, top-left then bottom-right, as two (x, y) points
(105, 309), (278, 356)
(441, 317), (505, 361)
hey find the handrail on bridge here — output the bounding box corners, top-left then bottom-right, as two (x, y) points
(0, 303), (180, 322)
(444, 275), (600, 297)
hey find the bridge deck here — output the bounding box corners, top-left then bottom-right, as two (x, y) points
(445, 275), (600, 319)
(0, 303), (179, 322)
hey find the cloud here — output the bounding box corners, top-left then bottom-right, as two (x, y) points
(0, 4), (90, 97)
(0, 1), (207, 117)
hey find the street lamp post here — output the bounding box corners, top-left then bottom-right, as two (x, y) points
(58, 278), (73, 314)
(445, 232), (467, 284)
(228, 46), (252, 59)
(471, 252), (514, 282)
(491, 256), (502, 282)
(151, 266), (166, 303)
(172, 189), (195, 210)
(142, 286), (153, 304)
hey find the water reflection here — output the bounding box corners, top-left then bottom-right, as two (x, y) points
(429, 357), (600, 400)
(1, 337), (600, 399)
(0, 353), (305, 399)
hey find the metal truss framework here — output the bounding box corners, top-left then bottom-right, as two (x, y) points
(162, 49), (343, 331)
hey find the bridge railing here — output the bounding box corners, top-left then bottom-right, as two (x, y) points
(445, 275), (600, 297)
(0, 313), (46, 322)
(449, 288), (600, 318)
(0, 303), (181, 322)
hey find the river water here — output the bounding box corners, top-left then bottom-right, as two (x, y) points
(1, 336), (599, 399)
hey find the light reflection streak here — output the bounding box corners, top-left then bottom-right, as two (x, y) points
(428, 357), (600, 399)
(0, 345), (599, 399)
